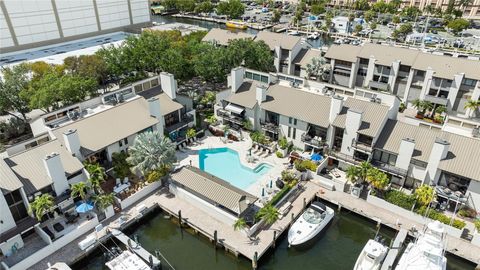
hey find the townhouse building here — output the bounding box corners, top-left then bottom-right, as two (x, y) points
(0, 72), (194, 268)
(215, 66), (480, 209)
(202, 29), (311, 76)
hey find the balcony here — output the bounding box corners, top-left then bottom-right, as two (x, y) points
(260, 121), (279, 134)
(371, 160), (407, 176)
(217, 109), (244, 126)
(165, 114), (195, 134)
(352, 140), (373, 152)
(369, 80), (389, 91)
(329, 148), (362, 165)
(301, 134), (324, 148)
(424, 95), (448, 106)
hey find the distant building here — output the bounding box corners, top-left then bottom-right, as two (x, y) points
(0, 0), (151, 53)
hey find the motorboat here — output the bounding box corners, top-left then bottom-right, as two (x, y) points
(395, 221), (447, 270)
(226, 20), (247, 29)
(307, 32), (320, 40)
(105, 250), (152, 270)
(354, 238), (388, 270)
(288, 30), (301, 36)
(287, 202), (334, 246)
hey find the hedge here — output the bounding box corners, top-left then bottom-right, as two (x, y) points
(416, 206), (466, 229)
(384, 190), (416, 210)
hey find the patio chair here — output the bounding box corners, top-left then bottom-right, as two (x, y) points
(116, 178), (121, 186)
(123, 177), (129, 184)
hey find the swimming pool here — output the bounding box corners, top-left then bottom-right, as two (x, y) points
(199, 148), (272, 190)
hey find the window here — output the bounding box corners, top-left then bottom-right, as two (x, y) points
(372, 150), (397, 166)
(119, 140), (123, 147)
(5, 189), (28, 222)
(357, 69), (367, 76)
(359, 58), (369, 65)
(411, 158), (427, 168)
(124, 138), (128, 145)
(67, 170), (83, 180)
(289, 117), (292, 124)
(288, 126), (291, 137)
(399, 65), (410, 73)
(294, 118), (297, 125)
(462, 78), (477, 87)
(415, 70), (425, 77)
(293, 128), (296, 139)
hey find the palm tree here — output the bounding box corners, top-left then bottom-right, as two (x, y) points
(366, 169), (390, 191)
(71, 182), (89, 203)
(423, 101), (434, 115)
(464, 99), (479, 117)
(127, 131), (177, 176)
(412, 99), (423, 113)
(358, 161), (373, 183)
(93, 193), (115, 211)
(257, 205), (279, 225)
(233, 218), (247, 231)
(84, 162), (106, 194)
(29, 194), (54, 221)
(434, 105), (447, 115)
(414, 185), (435, 206)
(346, 165), (360, 184)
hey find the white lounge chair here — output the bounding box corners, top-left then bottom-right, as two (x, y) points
(123, 177), (129, 184)
(116, 178), (121, 186)
(263, 149), (270, 157)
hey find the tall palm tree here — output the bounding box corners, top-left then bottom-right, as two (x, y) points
(29, 194), (54, 221)
(233, 218), (247, 231)
(257, 205), (279, 225)
(464, 99), (479, 117)
(127, 131), (177, 176)
(71, 182), (89, 203)
(93, 193), (115, 211)
(84, 162), (106, 195)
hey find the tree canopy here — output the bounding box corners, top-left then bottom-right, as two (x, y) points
(217, 0), (245, 19)
(0, 64), (31, 121)
(447, 18), (470, 34)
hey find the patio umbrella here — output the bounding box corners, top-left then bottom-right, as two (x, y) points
(311, 153), (322, 162)
(76, 201), (94, 213)
(269, 179), (273, 188)
(261, 188), (265, 197)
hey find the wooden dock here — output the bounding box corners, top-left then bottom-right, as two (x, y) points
(111, 229), (161, 268)
(172, 14), (272, 30)
(381, 229), (408, 270)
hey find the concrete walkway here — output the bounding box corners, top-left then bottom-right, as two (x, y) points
(319, 188), (480, 264)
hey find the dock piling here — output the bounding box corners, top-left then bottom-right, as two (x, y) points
(178, 210), (182, 228)
(303, 198), (306, 209)
(214, 230), (218, 248)
(252, 251), (258, 270)
(273, 231), (277, 248)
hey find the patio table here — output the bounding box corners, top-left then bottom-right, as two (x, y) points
(113, 183), (131, 194)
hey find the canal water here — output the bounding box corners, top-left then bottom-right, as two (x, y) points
(71, 205), (476, 270)
(151, 15), (332, 48)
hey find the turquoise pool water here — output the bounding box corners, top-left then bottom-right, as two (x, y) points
(199, 148), (272, 190)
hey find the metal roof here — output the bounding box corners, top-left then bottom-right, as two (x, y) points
(0, 159), (22, 194)
(5, 140), (84, 195)
(332, 98), (390, 137)
(170, 166), (257, 215)
(52, 97), (159, 154)
(376, 120), (480, 180)
(358, 43), (419, 66)
(254, 31), (302, 50)
(227, 81), (260, 109)
(261, 84), (332, 128)
(412, 53), (480, 80)
(324, 44), (362, 62)
(136, 85), (185, 116)
(202, 28), (255, 46)
(293, 48), (323, 68)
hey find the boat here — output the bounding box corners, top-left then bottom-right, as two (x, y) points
(105, 250), (152, 270)
(354, 238), (388, 270)
(307, 32), (320, 40)
(226, 20), (247, 30)
(287, 202), (334, 246)
(395, 221), (447, 270)
(288, 30), (300, 36)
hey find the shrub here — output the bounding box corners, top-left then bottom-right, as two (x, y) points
(475, 220), (480, 232)
(294, 159), (317, 172)
(384, 190), (416, 210)
(458, 207), (477, 218)
(269, 185), (291, 206)
(275, 151), (283, 158)
(416, 206), (466, 229)
(281, 170), (296, 183)
(278, 137), (288, 150)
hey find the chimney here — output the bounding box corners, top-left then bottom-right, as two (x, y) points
(345, 109), (363, 133)
(148, 97), (164, 135)
(63, 129), (81, 158)
(395, 138), (415, 171)
(256, 84), (267, 104)
(425, 138), (450, 185)
(160, 72), (177, 100)
(329, 95), (344, 123)
(43, 152), (69, 196)
(231, 67), (245, 93)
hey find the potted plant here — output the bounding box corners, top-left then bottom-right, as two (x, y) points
(278, 137), (289, 156)
(186, 128), (196, 144)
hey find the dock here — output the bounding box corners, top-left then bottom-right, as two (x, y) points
(381, 229), (408, 270)
(171, 14), (273, 30)
(110, 229), (161, 268)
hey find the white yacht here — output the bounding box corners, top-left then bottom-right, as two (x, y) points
(354, 239), (388, 270)
(288, 30), (300, 36)
(105, 250), (151, 270)
(288, 202), (334, 246)
(307, 32), (320, 40)
(395, 221), (447, 270)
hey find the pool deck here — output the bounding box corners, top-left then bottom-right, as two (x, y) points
(176, 135), (288, 199)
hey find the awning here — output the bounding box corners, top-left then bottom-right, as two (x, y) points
(225, 103), (244, 114)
